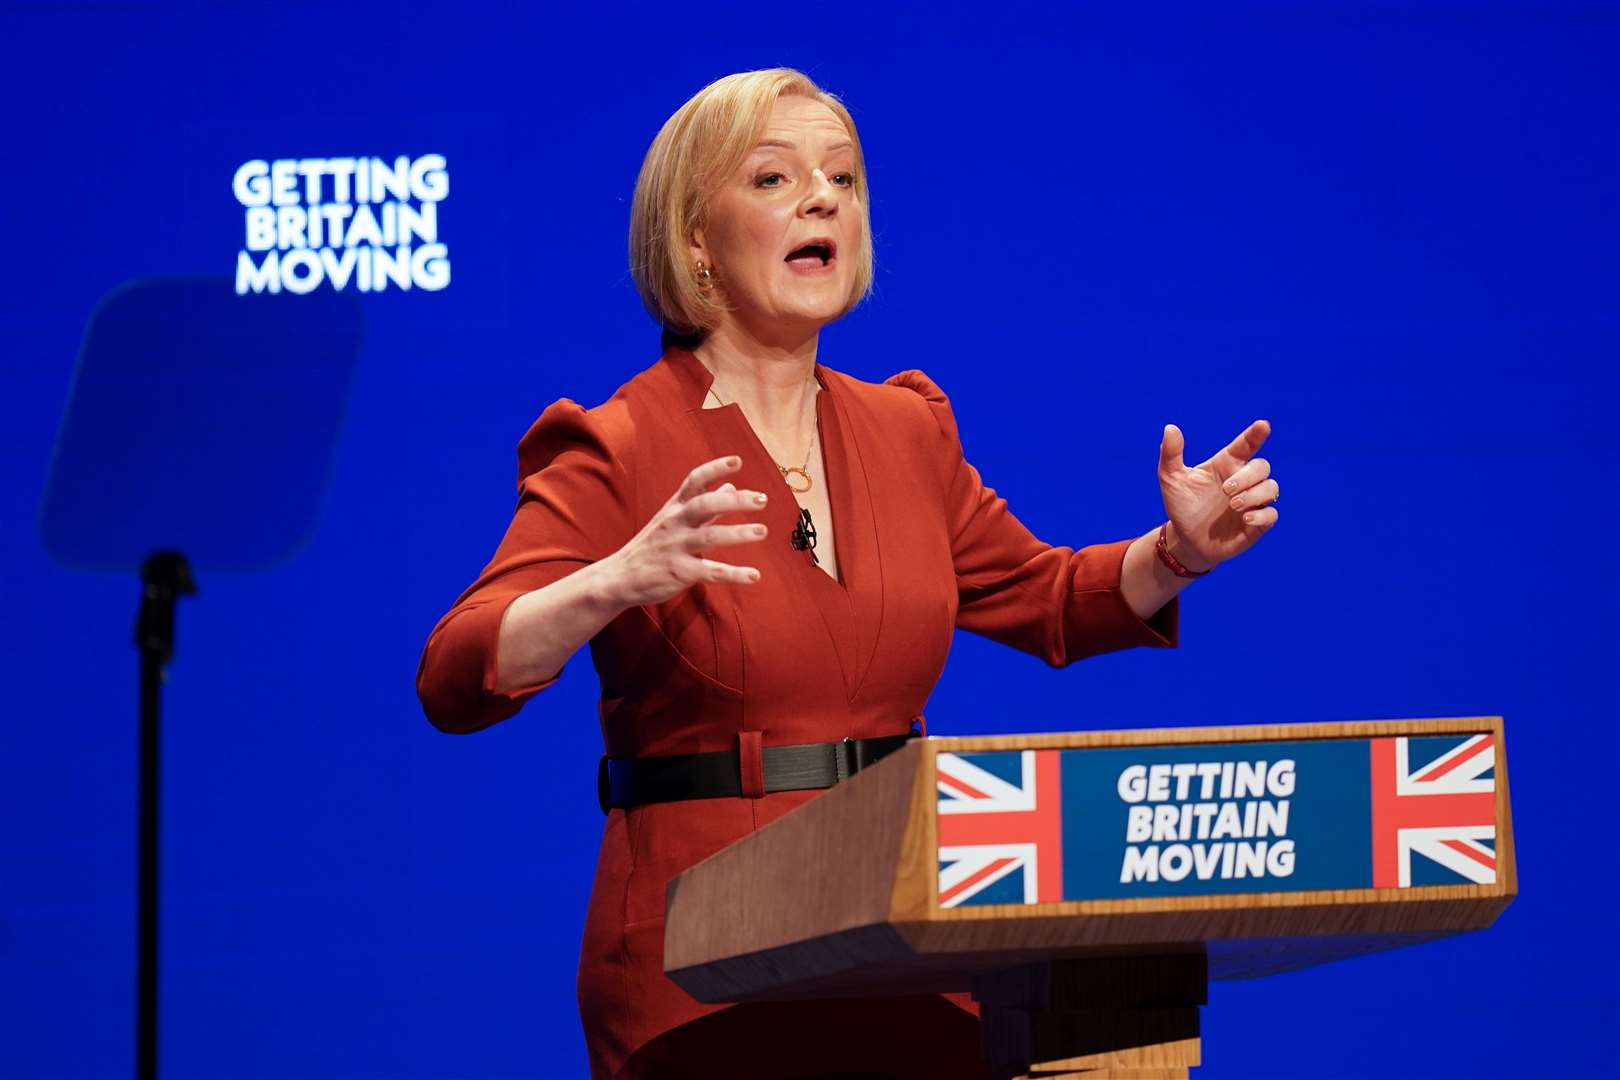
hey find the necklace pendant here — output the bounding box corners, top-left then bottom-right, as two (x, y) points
(780, 466), (812, 493)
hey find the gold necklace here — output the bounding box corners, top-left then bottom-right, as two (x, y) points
(705, 375), (818, 493)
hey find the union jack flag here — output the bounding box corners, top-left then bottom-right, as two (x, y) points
(1370, 734), (1497, 888)
(936, 750), (1063, 908)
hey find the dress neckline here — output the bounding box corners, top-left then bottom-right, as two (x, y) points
(663, 344), (829, 410)
(663, 347), (848, 592)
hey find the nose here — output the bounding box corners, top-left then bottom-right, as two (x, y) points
(800, 168), (838, 217)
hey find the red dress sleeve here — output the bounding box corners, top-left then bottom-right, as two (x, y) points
(883, 369), (1177, 666)
(416, 399), (635, 734)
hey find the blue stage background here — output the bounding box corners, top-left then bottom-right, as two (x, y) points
(3, 2), (1614, 1077)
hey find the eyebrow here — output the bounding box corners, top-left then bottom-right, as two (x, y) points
(752, 138), (853, 154)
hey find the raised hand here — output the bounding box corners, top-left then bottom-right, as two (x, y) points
(1157, 420), (1279, 571)
(600, 455), (771, 606)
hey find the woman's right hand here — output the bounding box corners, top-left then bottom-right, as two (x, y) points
(598, 454), (771, 608)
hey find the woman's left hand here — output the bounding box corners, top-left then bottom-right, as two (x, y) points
(1157, 420), (1279, 572)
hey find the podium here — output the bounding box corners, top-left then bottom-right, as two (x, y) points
(665, 718), (1514, 1078)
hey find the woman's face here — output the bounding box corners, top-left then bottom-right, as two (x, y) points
(692, 96), (862, 342)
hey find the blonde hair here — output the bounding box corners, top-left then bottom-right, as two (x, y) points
(629, 68), (874, 342)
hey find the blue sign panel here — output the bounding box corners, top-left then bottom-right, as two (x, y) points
(936, 734), (1497, 907)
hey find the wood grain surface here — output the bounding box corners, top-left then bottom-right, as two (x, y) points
(665, 718), (1516, 1004)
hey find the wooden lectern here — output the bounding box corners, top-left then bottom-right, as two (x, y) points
(665, 718), (1514, 1079)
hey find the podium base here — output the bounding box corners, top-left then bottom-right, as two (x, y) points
(974, 952), (1206, 1079)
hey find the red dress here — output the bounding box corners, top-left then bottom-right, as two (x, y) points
(416, 347), (1178, 1078)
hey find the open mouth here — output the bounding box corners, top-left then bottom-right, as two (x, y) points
(784, 240), (837, 268)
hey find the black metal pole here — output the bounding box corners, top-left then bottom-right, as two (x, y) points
(134, 552), (194, 1080)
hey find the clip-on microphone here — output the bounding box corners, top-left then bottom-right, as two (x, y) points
(789, 507), (819, 564)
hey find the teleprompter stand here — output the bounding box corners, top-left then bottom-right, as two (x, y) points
(134, 551), (195, 1080)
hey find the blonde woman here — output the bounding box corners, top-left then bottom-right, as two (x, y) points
(418, 68), (1278, 1079)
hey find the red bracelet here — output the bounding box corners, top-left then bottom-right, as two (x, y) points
(1155, 523), (1210, 578)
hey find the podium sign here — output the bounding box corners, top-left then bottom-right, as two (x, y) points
(939, 732), (1498, 908)
(666, 718), (1515, 1078)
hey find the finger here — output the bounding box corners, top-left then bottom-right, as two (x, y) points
(1228, 478), (1278, 512)
(1221, 458), (1272, 499)
(690, 481), (735, 526)
(1202, 420), (1270, 472)
(675, 455), (744, 501)
(680, 487), (770, 526)
(1158, 424), (1186, 475)
(1238, 506), (1278, 530)
(684, 522), (770, 552)
(695, 557), (762, 585)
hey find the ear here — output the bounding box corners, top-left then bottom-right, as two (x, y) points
(687, 226), (709, 269)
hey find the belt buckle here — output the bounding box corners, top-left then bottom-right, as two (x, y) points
(835, 737), (856, 783)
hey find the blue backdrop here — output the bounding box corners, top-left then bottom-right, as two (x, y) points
(3, 2), (1614, 1077)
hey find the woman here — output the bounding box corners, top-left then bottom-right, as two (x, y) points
(417, 68), (1279, 1079)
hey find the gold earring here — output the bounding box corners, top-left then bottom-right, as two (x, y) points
(694, 260), (715, 292)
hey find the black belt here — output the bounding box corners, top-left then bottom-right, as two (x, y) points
(598, 729), (919, 813)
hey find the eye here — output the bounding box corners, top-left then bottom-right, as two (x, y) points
(754, 172), (785, 188)
(832, 173), (856, 188)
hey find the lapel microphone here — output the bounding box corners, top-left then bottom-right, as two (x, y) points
(789, 507), (819, 564)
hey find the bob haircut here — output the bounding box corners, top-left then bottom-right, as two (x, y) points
(629, 68), (874, 345)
